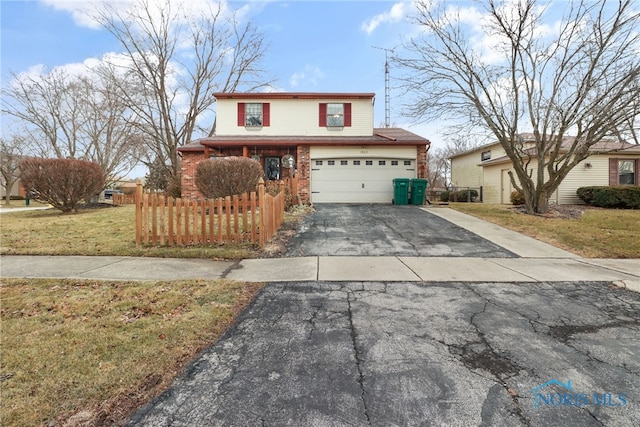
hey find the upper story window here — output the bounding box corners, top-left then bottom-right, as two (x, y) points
(327, 104), (344, 127)
(481, 150), (491, 161)
(245, 103), (262, 126)
(319, 103), (351, 128)
(237, 102), (270, 128)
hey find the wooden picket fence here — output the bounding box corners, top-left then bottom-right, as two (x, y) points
(113, 193), (136, 205)
(135, 179), (285, 248)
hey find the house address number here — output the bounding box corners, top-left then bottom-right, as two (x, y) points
(360, 150), (369, 154)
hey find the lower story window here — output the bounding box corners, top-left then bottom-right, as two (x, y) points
(619, 160), (636, 185)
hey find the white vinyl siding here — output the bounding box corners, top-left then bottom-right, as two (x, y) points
(216, 98), (374, 136)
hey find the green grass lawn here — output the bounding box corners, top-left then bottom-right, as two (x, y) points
(447, 203), (640, 258)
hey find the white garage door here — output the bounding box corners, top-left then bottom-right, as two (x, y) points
(310, 146), (417, 203)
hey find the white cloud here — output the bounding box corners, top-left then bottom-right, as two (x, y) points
(361, 1), (409, 35)
(39, 0), (248, 30)
(11, 51), (147, 92)
(40, 0), (110, 29)
(289, 64), (325, 88)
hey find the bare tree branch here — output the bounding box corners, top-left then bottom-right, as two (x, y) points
(1, 65), (143, 184)
(395, 0), (640, 213)
(95, 0), (272, 185)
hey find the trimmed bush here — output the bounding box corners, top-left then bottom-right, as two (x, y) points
(195, 157), (263, 199)
(576, 187), (595, 205)
(510, 190), (525, 205)
(455, 189), (478, 202)
(440, 191), (450, 202)
(577, 186), (640, 209)
(19, 157), (105, 213)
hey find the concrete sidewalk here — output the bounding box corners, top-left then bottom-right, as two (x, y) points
(0, 206), (52, 214)
(1, 208), (639, 291)
(423, 207), (578, 258)
(2, 254), (639, 291)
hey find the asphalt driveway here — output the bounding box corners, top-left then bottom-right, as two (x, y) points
(285, 204), (517, 257)
(129, 281), (640, 426)
(126, 205), (639, 426)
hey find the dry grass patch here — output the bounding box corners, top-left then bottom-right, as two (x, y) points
(0, 278), (264, 426)
(448, 203), (640, 258)
(0, 205), (255, 259)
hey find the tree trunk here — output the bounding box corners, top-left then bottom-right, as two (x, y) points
(3, 179), (16, 206)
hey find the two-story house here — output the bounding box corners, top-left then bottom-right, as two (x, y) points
(179, 92), (431, 204)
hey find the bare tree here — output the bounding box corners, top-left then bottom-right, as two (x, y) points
(95, 0), (272, 188)
(395, 0), (640, 214)
(1, 64), (144, 185)
(429, 137), (478, 190)
(0, 135), (24, 206)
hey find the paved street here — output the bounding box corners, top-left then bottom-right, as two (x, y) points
(129, 281), (640, 426)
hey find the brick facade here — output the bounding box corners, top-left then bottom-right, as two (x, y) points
(181, 144), (428, 203)
(296, 145), (311, 205)
(417, 145), (429, 180)
(181, 151), (205, 199)
(180, 147), (308, 201)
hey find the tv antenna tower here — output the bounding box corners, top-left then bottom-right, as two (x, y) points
(372, 46), (395, 128)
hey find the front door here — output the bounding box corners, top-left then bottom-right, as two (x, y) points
(501, 169), (512, 204)
(265, 157), (281, 180)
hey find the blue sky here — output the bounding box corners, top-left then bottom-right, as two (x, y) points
(1, 1), (435, 140)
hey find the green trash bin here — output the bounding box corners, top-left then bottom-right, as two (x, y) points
(392, 178), (410, 205)
(410, 179), (429, 205)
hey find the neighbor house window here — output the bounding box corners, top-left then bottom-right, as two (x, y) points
(619, 160), (636, 185)
(319, 103), (352, 127)
(237, 102), (270, 127)
(609, 158), (639, 185)
(481, 151), (491, 161)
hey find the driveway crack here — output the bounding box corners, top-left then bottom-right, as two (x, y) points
(460, 285), (531, 427)
(346, 290), (372, 426)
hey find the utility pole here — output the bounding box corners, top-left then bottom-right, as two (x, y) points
(372, 46), (394, 128)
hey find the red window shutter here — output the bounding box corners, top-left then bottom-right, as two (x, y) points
(636, 159), (640, 185)
(237, 103), (245, 127)
(263, 103), (270, 127)
(609, 158), (618, 185)
(344, 103), (352, 127)
(319, 103), (327, 127)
